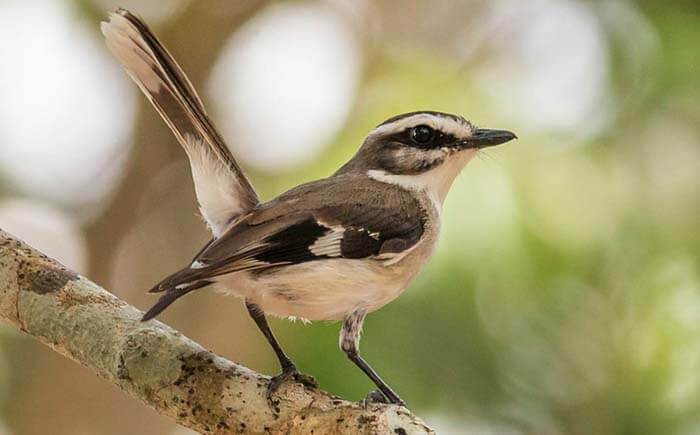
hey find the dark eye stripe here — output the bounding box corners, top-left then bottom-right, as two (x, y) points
(385, 127), (458, 150)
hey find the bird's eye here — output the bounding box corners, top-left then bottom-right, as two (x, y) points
(411, 125), (435, 145)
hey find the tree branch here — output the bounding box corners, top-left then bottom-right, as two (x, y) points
(0, 229), (435, 434)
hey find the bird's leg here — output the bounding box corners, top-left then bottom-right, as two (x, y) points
(245, 300), (317, 399)
(245, 300), (294, 370)
(340, 310), (406, 406)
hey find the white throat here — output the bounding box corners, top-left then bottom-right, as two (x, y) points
(367, 149), (478, 209)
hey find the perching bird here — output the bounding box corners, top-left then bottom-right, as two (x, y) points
(102, 9), (516, 406)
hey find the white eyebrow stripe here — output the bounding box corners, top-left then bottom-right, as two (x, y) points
(369, 114), (474, 139)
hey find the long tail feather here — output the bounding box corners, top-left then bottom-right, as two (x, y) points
(141, 280), (211, 321)
(101, 9), (258, 236)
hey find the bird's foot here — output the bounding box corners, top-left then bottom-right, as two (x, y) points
(267, 365), (317, 402)
(362, 389), (407, 407)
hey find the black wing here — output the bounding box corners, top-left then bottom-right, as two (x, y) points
(195, 176), (428, 274)
(150, 204), (425, 291)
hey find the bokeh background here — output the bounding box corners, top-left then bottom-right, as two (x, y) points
(0, 0), (699, 433)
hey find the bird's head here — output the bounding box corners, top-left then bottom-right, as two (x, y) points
(338, 111), (516, 204)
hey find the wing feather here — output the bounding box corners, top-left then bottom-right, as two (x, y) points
(146, 177), (427, 306)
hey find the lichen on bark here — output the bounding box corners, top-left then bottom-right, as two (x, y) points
(0, 229), (435, 434)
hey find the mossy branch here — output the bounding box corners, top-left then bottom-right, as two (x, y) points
(0, 229), (435, 434)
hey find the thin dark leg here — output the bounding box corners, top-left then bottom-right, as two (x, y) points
(347, 352), (405, 406)
(245, 300), (294, 370)
(340, 310), (406, 406)
(245, 300), (317, 399)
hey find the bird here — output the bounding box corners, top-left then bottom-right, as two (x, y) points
(101, 9), (516, 406)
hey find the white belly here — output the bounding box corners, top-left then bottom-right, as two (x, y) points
(215, 257), (423, 321)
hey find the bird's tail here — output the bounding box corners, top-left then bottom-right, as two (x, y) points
(141, 279), (211, 322)
(101, 8), (258, 236)
(142, 262), (213, 321)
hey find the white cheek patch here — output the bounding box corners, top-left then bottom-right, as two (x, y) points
(368, 149), (478, 205)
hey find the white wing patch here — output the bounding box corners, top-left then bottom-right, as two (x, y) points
(309, 226), (344, 257)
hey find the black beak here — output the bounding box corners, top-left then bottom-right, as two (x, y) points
(460, 128), (517, 149)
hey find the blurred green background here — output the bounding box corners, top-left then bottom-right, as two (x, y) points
(0, 0), (698, 434)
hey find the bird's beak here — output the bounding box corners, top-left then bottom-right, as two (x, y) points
(458, 128), (517, 149)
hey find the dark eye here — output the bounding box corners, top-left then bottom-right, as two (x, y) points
(411, 125), (435, 145)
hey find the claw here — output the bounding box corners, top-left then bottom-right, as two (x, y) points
(266, 365), (318, 402)
(363, 389), (406, 407)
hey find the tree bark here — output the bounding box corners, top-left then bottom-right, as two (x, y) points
(0, 229), (435, 435)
